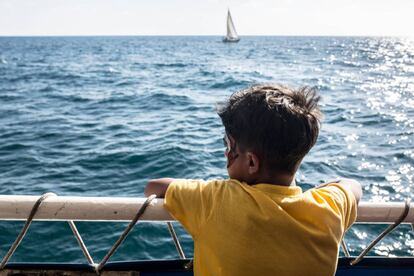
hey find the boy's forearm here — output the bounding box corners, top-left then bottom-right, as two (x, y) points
(317, 178), (363, 204)
(338, 178), (362, 203)
(144, 178), (175, 198)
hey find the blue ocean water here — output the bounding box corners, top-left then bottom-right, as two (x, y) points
(0, 36), (413, 263)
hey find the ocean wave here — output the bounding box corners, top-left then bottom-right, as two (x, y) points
(0, 143), (31, 151)
(142, 92), (193, 106)
(153, 62), (189, 68)
(5, 70), (84, 83)
(209, 77), (250, 89)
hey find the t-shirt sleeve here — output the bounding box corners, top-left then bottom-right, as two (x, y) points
(164, 179), (215, 237)
(317, 183), (358, 230)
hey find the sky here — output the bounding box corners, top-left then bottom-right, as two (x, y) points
(1, 0), (413, 36)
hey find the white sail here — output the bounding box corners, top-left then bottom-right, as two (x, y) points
(224, 10), (239, 42)
(226, 10), (238, 39)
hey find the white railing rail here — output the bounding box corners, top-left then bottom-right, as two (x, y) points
(0, 194), (412, 271)
(0, 195), (170, 222)
(0, 194), (179, 274)
(0, 195), (413, 223)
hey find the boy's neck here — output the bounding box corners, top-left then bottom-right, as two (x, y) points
(249, 173), (296, 187)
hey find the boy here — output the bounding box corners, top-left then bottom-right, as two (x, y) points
(145, 84), (362, 275)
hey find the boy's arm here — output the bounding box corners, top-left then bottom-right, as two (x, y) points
(144, 178), (175, 198)
(316, 178), (362, 230)
(146, 178), (214, 236)
(318, 178), (363, 203)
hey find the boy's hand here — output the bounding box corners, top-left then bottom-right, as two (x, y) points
(317, 178), (362, 203)
(144, 178), (175, 198)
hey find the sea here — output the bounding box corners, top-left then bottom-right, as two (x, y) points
(0, 36), (413, 263)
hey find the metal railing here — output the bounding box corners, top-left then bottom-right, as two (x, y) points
(0, 194), (412, 272)
(0, 194), (191, 274)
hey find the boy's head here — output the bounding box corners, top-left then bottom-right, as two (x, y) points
(217, 84), (322, 184)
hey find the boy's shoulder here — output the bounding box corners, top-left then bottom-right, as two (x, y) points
(164, 178), (246, 236)
(303, 182), (358, 230)
(167, 178), (243, 195)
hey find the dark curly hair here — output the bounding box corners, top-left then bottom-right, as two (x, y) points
(217, 84), (322, 175)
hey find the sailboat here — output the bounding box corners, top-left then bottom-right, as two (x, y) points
(223, 9), (240, 43)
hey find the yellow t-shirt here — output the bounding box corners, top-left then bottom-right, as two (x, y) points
(164, 179), (357, 276)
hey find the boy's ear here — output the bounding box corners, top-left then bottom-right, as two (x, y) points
(246, 152), (260, 175)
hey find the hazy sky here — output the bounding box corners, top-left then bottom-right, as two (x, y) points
(1, 0), (413, 36)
